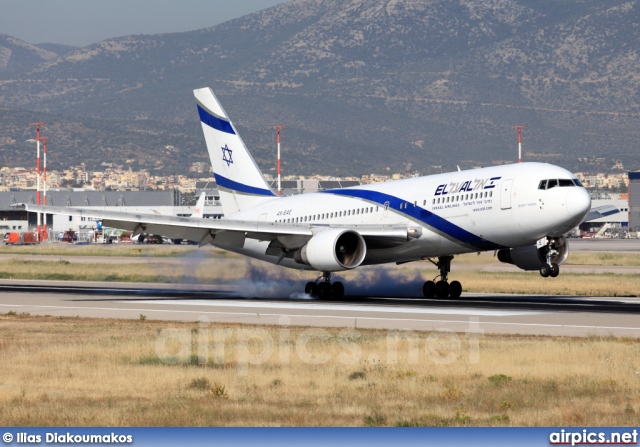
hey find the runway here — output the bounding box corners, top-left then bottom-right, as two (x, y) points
(1, 279), (639, 338)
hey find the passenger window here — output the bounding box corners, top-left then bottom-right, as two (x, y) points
(547, 179), (558, 189)
(538, 180), (547, 190)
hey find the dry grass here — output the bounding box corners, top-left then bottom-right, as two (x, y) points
(0, 249), (639, 297)
(0, 314), (638, 426)
(0, 243), (222, 258)
(565, 252), (640, 266)
(453, 271), (640, 297)
(0, 253), (246, 284)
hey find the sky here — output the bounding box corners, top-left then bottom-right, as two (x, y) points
(0, 0), (289, 47)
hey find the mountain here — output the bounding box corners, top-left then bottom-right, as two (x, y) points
(0, 34), (59, 75)
(35, 43), (78, 57)
(0, 0), (639, 176)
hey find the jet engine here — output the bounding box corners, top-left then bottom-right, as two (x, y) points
(293, 229), (366, 272)
(497, 236), (569, 271)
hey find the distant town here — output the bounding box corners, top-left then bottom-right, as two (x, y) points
(0, 161), (632, 194)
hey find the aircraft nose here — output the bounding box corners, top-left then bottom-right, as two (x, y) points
(566, 187), (591, 221)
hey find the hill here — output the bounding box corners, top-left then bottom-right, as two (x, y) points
(0, 0), (638, 175)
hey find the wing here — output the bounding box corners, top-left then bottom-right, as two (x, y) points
(15, 204), (419, 250)
(583, 204), (620, 222)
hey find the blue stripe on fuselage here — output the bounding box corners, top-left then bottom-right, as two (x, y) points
(214, 173), (276, 197)
(198, 105), (236, 135)
(323, 188), (504, 250)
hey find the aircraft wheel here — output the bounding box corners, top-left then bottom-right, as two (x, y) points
(540, 264), (550, 278)
(423, 280), (436, 299)
(550, 263), (560, 278)
(331, 281), (345, 300)
(317, 282), (331, 300)
(449, 280), (462, 299)
(305, 282), (318, 296)
(435, 280), (450, 299)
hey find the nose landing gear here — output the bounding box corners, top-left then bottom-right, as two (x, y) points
(539, 238), (561, 278)
(423, 256), (462, 299)
(305, 272), (345, 300)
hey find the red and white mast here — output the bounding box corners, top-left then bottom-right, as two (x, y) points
(41, 137), (49, 240)
(30, 122), (46, 240)
(271, 125), (286, 195)
(513, 125), (527, 163)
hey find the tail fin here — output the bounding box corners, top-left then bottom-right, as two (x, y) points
(194, 87), (276, 216)
(191, 191), (206, 218)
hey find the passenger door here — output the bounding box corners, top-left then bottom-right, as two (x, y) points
(500, 179), (513, 210)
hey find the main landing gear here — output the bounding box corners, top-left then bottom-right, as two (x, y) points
(539, 238), (560, 278)
(305, 272), (345, 300)
(422, 255), (462, 299)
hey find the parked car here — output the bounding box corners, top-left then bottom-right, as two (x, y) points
(60, 230), (78, 243)
(138, 234), (166, 244)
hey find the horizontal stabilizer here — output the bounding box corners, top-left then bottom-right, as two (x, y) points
(583, 204), (620, 222)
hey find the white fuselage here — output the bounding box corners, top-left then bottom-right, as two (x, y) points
(222, 162), (590, 270)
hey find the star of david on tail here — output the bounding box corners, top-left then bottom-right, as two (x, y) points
(221, 144), (233, 166)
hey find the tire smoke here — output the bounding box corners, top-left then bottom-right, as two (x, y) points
(231, 260), (426, 299)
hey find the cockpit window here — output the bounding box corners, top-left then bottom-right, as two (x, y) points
(558, 179), (574, 187)
(539, 178), (581, 190)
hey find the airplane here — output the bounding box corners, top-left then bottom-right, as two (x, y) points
(135, 191), (208, 243)
(149, 190), (207, 218)
(191, 191), (207, 219)
(18, 87), (611, 300)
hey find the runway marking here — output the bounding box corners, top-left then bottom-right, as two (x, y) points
(124, 299), (544, 317)
(1, 303), (639, 332)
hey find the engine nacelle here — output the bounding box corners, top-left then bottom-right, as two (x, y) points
(497, 237), (569, 271)
(293, 229), (366, 272)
